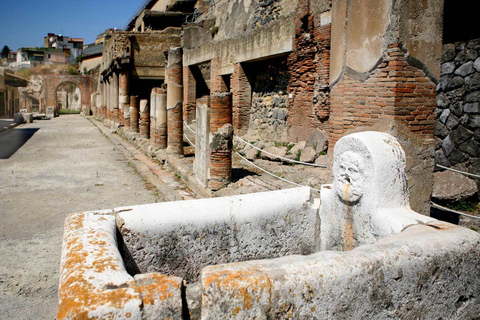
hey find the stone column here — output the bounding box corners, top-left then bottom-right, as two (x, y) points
(119, 71), (129, 128)
(103, 82), (107, 119)
(209, 92), (233, 190)
(130, 95), (139, 133)
(150, 88), (157, 141)
(194, 96), (210, 187)
(105, 79), (110, 121)
(139, 99), (150, 139)
(166, 47), (184, 155)
(155, 87), (168, 149)
(112, 72), (119, 127)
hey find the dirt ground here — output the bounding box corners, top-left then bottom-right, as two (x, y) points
(0, 115), (162, 319)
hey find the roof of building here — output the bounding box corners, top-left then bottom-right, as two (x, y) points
(82, 43), (104, 58)
(4, 72), (29, 87)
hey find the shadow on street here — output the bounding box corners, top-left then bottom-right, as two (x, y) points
(0, 128), (39, 159)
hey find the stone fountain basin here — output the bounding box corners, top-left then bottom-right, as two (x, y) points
(57, 187), (480, 319)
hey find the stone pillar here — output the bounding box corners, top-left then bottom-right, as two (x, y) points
(194, 96), (210, 187)
(209, 92), (233, 190)
(155, 87), (168, 149)
(112, 72), (119, 127)
(150, 88), (157, 141)
(105, 79), (110, 121)
(166, 47), (184, 155)
(150, 87), (168, 149)
(102, 81), (106, 119)
(130, 95), (139, 133)
(139, 99), (150, 139)
(119, 71), (129, 128)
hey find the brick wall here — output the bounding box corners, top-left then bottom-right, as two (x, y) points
(210, 58), (228, 94)
(286, 0), (331, 141)
(329, 43), (436, 150)
(183, 66), (196, 123)
(231, 63), (251, 135)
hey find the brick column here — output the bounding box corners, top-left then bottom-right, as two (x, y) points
(139, 99), (150, 139)
(119, 71), (129, 128)
(105, 78), (111, 121)
(166, 47), (184, 155)
(130, 95), (139, 133)
(231, 63), (251, 135)
(183, 66), (196, 123)
(100, 81), (105, 119)
(210, 57), (228, 94)
(154, 87), (167, 149)
(209, 92), (233, 190)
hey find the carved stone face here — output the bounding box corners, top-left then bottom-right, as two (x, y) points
(334, 151), (365, 204)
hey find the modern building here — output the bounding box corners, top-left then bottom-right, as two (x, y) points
(44, 33), (84, 63)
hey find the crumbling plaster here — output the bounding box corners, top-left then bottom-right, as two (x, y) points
(330, 0), (443, 84)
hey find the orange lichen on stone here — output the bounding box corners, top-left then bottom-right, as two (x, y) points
(57, 213), (142, 320)
(131, 273), (181, 305)
(202, 265), (273, 314)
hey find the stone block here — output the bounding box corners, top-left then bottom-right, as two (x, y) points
(432, 170), (478, 202)
(13, 113), (24, 124)
(464, 102), (479, 113)
(261, 146), (286, 161)
(306, 129), (328, 152)
(299, 146), (316, 163)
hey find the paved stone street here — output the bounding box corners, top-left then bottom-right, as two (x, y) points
(0, 115), (162, 319)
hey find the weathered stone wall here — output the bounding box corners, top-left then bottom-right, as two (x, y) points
(117, 187), (318, 282)
(435, 39), (480, 185)
(101, 29), (182, 80)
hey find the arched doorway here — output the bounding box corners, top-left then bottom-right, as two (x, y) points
(43, 75), (91, 116)
(56, 82), (81, 113)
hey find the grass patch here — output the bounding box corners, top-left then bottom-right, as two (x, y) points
(446, 199), (480, 214)
(59, 108), (81, 114)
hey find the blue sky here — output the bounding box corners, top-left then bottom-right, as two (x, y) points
(0, 0), (144, 51)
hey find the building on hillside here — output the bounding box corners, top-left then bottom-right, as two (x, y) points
(10, 47), (68, 70)
(44, 33), (84, 63)
(0, 68), (29, 117)
(4, 51), (17, 66)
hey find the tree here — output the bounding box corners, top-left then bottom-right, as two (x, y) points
(1, 45), (11, 59)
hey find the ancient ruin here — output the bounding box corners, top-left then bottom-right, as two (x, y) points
(57, 131), (480, 319)
(46, 0), (480, 318)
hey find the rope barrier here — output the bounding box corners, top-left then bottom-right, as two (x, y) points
(430, 201), (480, 220)
(234, 135), (327, 168)
(234, 150), (322, 193)
(183, 133), (195, 147)
(185, 121), (327, 168)
(184, 121), (196, 134)
(436, 164), (480, 179)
